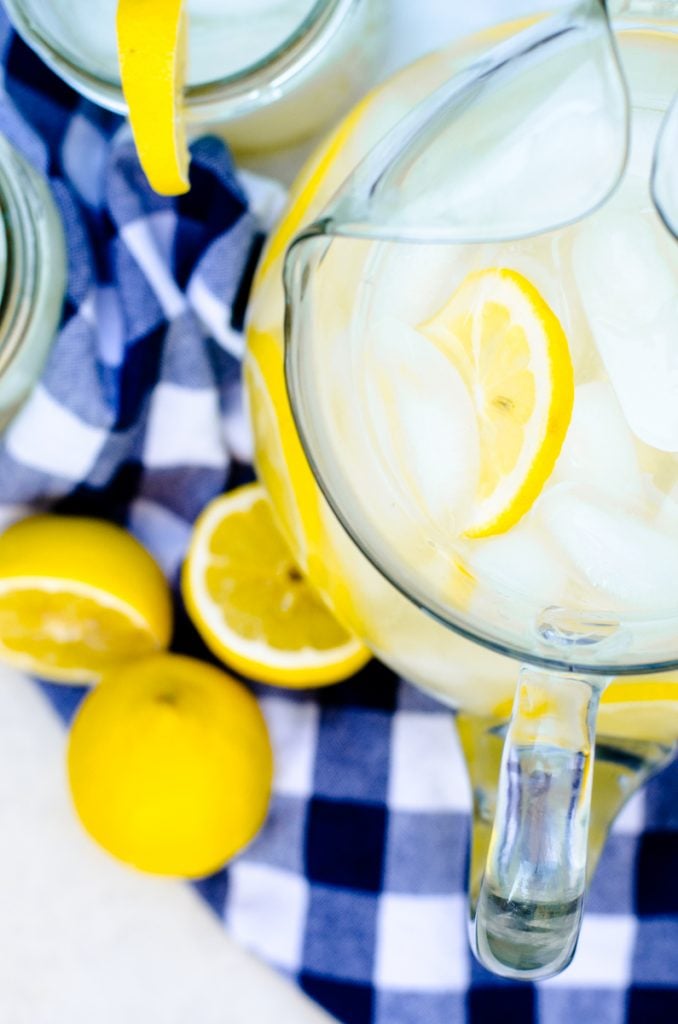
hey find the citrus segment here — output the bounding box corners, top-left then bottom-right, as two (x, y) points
(68, 654), (273, 877)
(0, 516), (172, 683)
(598, 676), (678, 743)
(183, 483), (370, 686)
(116, 0), (190, 196)
(420, 268), (574, 538)
(494, 675), (678, 744)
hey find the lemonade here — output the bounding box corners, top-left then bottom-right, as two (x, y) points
(247, 21), (678, 734)
(12, 0), (318, 88)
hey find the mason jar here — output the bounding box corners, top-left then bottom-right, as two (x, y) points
(0, 136), (66, 433)
(3, 0), (388, 152)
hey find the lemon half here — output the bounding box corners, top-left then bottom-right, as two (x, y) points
(183, 483), (370, 687)
(0, 516), (172, 683)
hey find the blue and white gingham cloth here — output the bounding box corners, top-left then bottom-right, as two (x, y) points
(1, 9), (678, 1024)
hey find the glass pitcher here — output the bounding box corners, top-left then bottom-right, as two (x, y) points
(246, 0), (678, 979)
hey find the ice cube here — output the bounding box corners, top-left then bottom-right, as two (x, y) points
(572, 209), (678, 451)
(369, 241), (470, 327)
(466, 525), (568, 605)
(363, 315), (479, 531)
(367, 14), (628, 242)
(552, 380), (645, 504)
(539, 484), (678, 613)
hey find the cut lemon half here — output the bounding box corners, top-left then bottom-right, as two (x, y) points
(0, 516), (172, 683)
(420, 268), (574, 538)
(182, 483), (370, 687)
(116, 0), (190, 196)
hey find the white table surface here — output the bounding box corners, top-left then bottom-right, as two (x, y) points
(0, 2), (559, 1021)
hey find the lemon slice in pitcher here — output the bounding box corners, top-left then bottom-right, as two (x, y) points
(183, 483), (370, 686)
(0, 516), (172, 682)
(116, 0), (190, 195)
(598, 676), (678, 744)
(420, 268), (574, 538)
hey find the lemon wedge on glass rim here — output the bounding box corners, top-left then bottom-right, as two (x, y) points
(116, 0), (190, 195)
(0, 516), (172, 683)
(420, 268), (574, 538)
(183, 483), (370, 687)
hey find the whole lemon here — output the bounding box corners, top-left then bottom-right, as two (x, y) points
(68, 653), (273, 877)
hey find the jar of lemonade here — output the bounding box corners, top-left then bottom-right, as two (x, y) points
(0, 136), (65, 432)
(4, 0), (388, 151)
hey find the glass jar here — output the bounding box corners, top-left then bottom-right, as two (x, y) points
(0, 136), (66, 432)
(3, 0), (388, 152)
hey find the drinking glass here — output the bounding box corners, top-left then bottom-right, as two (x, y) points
(246, 0), (678, 979)
(3, 0), (387, 151)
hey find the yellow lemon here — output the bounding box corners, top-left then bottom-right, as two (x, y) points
(116, 0), (190, 196)
(420, 268), (574, 538)
(245, 329), (324, 568)
(0, 516), (172, 683)
(182, 483), (370, 687)
(598, 675), (678, 744)
(68, 653), (273, 877)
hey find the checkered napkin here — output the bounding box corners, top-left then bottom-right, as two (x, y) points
(1, 8), (678, 1024)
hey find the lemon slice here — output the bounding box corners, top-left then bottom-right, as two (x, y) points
(420, 268), (574, 538)
(494, 675), (678, 745)
(0, 516), (172, 683)
(116, 0), (190, 196)
(182, 483), (370, 686)
(598, 676), (678, 744)
(68, 653), (273, 877)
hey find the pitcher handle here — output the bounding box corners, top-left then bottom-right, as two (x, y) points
(472, 666), (606, 979)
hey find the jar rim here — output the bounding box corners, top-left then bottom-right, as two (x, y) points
(0, 137), (39, 380)
(3, 0), (358, 124)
